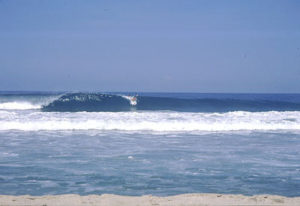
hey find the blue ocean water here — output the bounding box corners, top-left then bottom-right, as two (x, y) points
(0, 92), (300, 196)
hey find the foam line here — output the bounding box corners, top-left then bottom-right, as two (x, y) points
(0, 111), (299, 131)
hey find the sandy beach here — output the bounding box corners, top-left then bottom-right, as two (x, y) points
(0, 194), (300, 206)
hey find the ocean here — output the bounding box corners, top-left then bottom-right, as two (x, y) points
(0, 92), (299, 196)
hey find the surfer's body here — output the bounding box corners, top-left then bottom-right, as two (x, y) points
(129, 96), (137, 106)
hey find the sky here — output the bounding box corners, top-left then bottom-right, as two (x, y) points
(0, 0), (300, 93)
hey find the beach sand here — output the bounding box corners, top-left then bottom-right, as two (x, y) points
(0, 194), (299, 206)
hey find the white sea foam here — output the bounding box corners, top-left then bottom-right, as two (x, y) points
(0, 111), (299, 132)
(0, 95), (61, 110)
(0, 102), (42, 110)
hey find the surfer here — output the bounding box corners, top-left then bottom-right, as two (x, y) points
(121, 95), (137, 106)
(129, 95), (137, 106)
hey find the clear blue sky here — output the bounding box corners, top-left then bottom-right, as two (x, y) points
(0, 0), (299, 92)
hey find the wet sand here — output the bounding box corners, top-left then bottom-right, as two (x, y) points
(1, 194), (300, 206)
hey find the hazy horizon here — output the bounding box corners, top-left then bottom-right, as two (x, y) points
(1, 90), (300, 94)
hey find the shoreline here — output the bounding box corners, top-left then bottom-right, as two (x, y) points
(1, 194), (300, 206)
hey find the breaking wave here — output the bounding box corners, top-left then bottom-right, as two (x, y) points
(1, 92), (300, 132)
(42, 93), (300, 112)
(0, 93), (61, 110)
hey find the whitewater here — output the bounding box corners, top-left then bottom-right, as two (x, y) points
(0, 110), (300, 131)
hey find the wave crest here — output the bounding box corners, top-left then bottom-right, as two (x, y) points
(43, 93), (133, 112)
